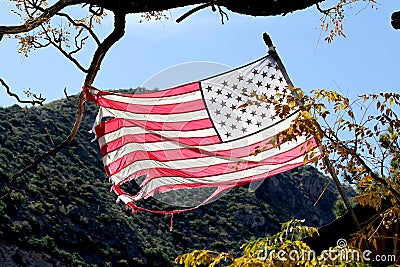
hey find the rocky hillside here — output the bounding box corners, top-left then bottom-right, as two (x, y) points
(0, 90), (340, 266)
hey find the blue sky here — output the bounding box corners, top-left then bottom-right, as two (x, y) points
(0, 1), (399, 107)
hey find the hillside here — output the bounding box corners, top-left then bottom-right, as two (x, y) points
(0, 90), (340, 266)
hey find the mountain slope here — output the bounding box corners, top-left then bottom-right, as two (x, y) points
(0, 90), (339, 266)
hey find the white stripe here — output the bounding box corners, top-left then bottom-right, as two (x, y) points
(131, 147), (320, 201)
(102, 90), (201, 106)
(108, 136), (311, 183)
(103, 114), (296, 164)
(98, 127), (217, 148)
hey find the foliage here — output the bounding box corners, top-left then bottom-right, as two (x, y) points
(176, 219), (371, 267)
(333, 199), (347, 218)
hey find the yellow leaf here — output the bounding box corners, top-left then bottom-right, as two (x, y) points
(389, 97), (394, 106)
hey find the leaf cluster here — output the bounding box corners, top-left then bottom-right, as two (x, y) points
(176, 219), (371, 267)
(318, 0), (378, 42)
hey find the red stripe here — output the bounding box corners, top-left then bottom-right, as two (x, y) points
(106, 138), (317, 178)
(95, 118), (214, 138)
(100, 133), (220, 156)
(91, 82), (200, 101)
(96, 98), (205, 115)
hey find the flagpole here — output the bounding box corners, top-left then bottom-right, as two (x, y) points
(262, 33), (363, 234)
(321, 154), (362, 231)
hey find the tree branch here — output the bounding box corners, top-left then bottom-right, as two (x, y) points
(64, 87), (70, 100)
(85, 11), (127, 85)
(56, 12), (101, 45)
(319, 121), (400, 202)
(29, 1), (101, 46)
(316, 3), (334, 15)
(89, 4), (104, 17)
(14, 1), (98, 71)
(39, 24), (89, 73)
(0, 92), (85, 200)
(0, 78), (46, 106)
(0, 0), (83, 36)
(176, 3), (212, 23)
(353, 151), (400, 201)
(217, 5), (229, 24)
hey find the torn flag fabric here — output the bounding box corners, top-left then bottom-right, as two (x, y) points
(84, 55), (320, 214)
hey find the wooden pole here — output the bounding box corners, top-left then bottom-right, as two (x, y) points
(322, 155), (362, 231)
(321, 152), (373, 251)
(262, 32), (365, 238)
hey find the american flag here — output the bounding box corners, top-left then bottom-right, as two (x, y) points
(84, 55), (320, 214)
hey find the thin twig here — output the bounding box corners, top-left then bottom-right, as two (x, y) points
(64, 87), (70, 100)
(313, 180), (332, 206)
(56, 11), (101, 45)
(316, 3), (334, 15)
(70, 29), (88, 56)
(44, 126), (56, 148)
(217, 5), (229, 24)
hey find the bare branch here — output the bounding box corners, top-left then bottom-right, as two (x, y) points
(64, 87), (70, 100)
(36, 22), (88, 72)
(217, 5), (229, 24)
(176, 3), (212, 23)
(176, 3), (228, 24)
(89, 4), (104, 17)
(17, 2), (94, 70)
(316, 3), (334, 15)
(70, 29), (89, 55)
(44, 126), (56, 148)
(27, 1), (101, 45)
(56, 11), (101, 45)
(0, 78), (46, 106)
